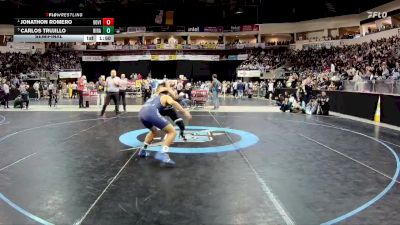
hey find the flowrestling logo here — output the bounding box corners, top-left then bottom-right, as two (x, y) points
(367, 11), (388, 19)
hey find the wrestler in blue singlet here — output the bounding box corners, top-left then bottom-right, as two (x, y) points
(139, 95), (170, 130)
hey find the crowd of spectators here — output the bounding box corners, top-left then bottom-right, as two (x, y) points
(238, 48), (288, 71)
(0, 50), (82, 108)
(239, 34), (400, 91)
(285, 35), (400, 89)
(0, 51), (81, 80)
(2, 31), (400, 108)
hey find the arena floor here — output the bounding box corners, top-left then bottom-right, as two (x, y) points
(0, 99), (400, 225)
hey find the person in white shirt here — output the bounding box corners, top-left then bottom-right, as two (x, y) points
(222, 81), (227, 97)
(178, 90), (191, 108)
(392, 69), (400, 80)
(71, 82), (78, 99)
(48, 82), (57, 107)
(267, 80), (274, 100)
(100, 69), (121, 116)
(233, 81), (238, 98)
(119, 73), (128, 112)
(33, 81), (40, 100)
(97, 75), (106, 106)
(176, 81), (183, 94)
(77, 75), (87, 108)
(19, 82), (29, 109)
(2, 81), (10, 109)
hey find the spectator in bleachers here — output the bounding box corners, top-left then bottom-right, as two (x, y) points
(239, 35), (400, 93)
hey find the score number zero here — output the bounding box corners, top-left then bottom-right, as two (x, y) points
(93, 18), (114, 26)
(92, 27), (114, 35)
(102, 18), (114, 35)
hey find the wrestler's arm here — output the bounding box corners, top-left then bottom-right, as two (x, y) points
(162, 95), (192, 120)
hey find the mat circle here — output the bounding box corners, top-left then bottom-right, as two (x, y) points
(119, 126), (259, 154)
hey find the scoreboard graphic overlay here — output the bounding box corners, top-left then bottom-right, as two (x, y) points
(14, 13), (114, 42)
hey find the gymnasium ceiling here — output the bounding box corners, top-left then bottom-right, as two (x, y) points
(0, 0), (394, 26)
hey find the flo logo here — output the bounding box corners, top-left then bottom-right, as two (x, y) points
(367, 11), (388, 19)
(152, 129), (222, 144)
(119, 126), (259, 154)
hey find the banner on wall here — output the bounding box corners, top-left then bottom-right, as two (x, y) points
(151, 55), (159, 61)
(237, 54), (248, 60)
(127, 26), (146, 32)
(59, 71), (82, 79)
(138, 55), (152, 60)
(186, 26), (223, 32)
(193, 55), (219, 61)
(159, 55), (169, 61)
(150, 55), (177, 61)
(237, 70), (261, 77)
(224, 25), (259, 32)
(187, 26), (201, 32)
(97, 45), (115, 50)
(240, 24), (259, 32)
(224, 26), (240, 32)
(176, 54), (186, 60)
(83, 54), (233, 62)
(82, 55), (103, 61)
(204, 26), (223, 32)
(108, 55), (137, 61)
(176, 55), (219, 61)
(227, 55), (237, 60)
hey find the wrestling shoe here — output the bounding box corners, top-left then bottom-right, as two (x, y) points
(180, 131), (187, 141)
(154, 152), (176, 167)
(138, 148), (150, 158)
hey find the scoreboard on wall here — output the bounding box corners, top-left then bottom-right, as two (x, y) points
(14, 13), (114, 43)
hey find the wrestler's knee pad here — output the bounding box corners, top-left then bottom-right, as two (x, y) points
(174, 118), (185, 131)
